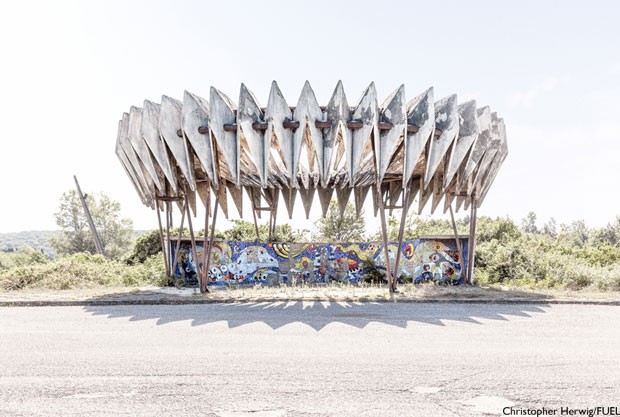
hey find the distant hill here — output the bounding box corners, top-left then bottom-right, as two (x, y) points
(0, 230), (60, 257)
(0, 230), (149, 258)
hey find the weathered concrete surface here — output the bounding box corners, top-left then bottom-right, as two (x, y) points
(1, 303), (619, 416)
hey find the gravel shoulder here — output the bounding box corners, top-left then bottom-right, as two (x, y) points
(2, 284), (620, 306)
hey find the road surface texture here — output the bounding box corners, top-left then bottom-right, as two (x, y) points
(1, 302), (618, 416)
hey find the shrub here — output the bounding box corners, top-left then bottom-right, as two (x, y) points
(0, 253), (167, 291)
(125, 230), (162, 265)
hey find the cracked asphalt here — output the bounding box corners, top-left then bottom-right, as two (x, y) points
(1, 302), (618, 416)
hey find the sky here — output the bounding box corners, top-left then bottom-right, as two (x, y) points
(0, 0), (619, 234)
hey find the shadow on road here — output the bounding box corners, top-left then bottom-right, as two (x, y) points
(83, 299), (550, 331)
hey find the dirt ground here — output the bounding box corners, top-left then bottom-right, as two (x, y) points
(2, 283), (620, 305)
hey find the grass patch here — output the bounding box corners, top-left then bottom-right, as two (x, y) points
(0, 252), (167, 291)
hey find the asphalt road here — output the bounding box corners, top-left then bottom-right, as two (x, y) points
(1, 302), (619, 417)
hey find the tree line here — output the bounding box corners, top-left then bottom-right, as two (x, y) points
(2, 190), (619, 291)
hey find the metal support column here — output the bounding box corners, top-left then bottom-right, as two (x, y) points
(467, 197), (478, 284)
(165, 202), (172, 279)
(201, 185), (211, 291)
(250, 188), (261, 241)
(391, 186), (411, 293)
(170, 199), (187, 280)
(202, 196), (220, 293)
(184, 193), (202, 291)
(449, 204), (466, 283)
(376, 184), (393, 292)
(156, 201), (170, 276)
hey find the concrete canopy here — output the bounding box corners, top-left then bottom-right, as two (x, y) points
(115, 81), (507, 219)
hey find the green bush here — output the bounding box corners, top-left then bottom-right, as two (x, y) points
(474, 216), (620, 290)
(124, 229), (162, 265)
(0, 252), (167, 291)
(0, 247), (48, 271)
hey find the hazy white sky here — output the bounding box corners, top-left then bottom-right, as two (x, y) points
(1, 0), (619, 233)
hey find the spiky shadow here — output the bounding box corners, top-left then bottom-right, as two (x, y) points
(83, 300), (549, 331)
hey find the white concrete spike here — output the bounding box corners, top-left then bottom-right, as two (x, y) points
(477, 151), (505, 207)
(238, 83), (269, 187)
(430, 174), (444, 214)
(443, 100), (479, 189)
(283, 187), (297, 219)
(477, 119), (508, 206)
(116, 120), (141, 191)
(376, 85), (407, 184)
(457, 106), (492, 192)
(455, 195), (466, 212)
(336, 187), (353, 217)
(293, 81), (323, 184)
(470, 114), (502, 196)
(118, 113), (153, 201)
(246, 187), (262, 219)
(318, 187), (335, 217)
(406, 179), (420, 208)
(266, 81), (295, 186)
(227, 182), (243, 217)
(418, 176), (433, 214)
(354, 185), (370, 216)
(160, 95), (196, 191)
(464, 195), (471, 211)
(128, 106), (164, 194)
(197, 182), (208, 209)
(322, 81), (350, 187)
(182, 91), (217, 189)
(142, 100), (177, 193)
(298, 184), (315, 220)
(424, 94), (459, 189)
(115, 127), (148, 205)
(349, 82), (378, 186)
(187, 188), (197, 217)
(115, 148), (145, 204)
(404, 87), (434, 186)
(213, 183), (229, 219)
(209, 87), (239, 187)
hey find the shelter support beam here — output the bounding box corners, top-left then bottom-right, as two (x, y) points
(184, 193), (202, 291)
(170, 199), (187, 281)
(391, 185), (411, 292)
(156, 204), (170, 276)
(202, 196), (220, 293)
(467, 196), (478, 284)
(250, 189), (261, 241)
(376, 185), (393, 293)
(201, 185), (211, 291)
(449, 204), (466, 283)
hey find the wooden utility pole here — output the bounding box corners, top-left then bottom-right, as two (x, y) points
(74, 175), (105, 256)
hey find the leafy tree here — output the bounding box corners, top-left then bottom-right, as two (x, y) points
(50, 190), (133, 259)
(378, 214), (465, 241)
(125, 230), (162, 265)
(591, 216), (620, 247)
(558, 220), (590, 248)
(222, 220), (309, 243)
(314, 200), (365, 242)
(521, 211), (539, 233)
(476, 216), (522, 243)
(542, 217), (558, 238)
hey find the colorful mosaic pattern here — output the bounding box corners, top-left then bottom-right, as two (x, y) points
(171, 238), (468, 286)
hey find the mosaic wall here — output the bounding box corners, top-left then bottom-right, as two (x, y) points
(171, 238), (468, 286)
